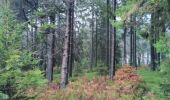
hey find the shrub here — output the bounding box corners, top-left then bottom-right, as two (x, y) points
(40, 23), (56, 34)
(0, 92), (8, 100)
(114, 65), (142, 85)
(160, 59), (170, 74)
(0, 7), (47, 99)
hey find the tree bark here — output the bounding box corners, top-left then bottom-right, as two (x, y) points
(134, 20), (137, 68)
(106, 0), (110, 67)
(150, 13), (156, 70)
(60, 0), (74, 88)
(68, 0), (74, 77)
(95, 17), (98, 67)
(130, 15), (134, 66)
(90, 2), (95, 70)
(123, 22), (127, 64)
(46, 15), (55, 82)
(60, 4), (70, 89)
(110, 0), (116, 79)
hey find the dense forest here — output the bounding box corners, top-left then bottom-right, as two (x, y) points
(0, 0), (170, 99)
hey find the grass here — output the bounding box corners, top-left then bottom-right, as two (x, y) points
(53, 68), (98, 83)
(84, 71), (98, 80)
(138, 69), (169, 100)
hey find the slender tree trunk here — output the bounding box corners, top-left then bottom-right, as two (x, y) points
(150, 10), (160, 70)
(130, 15), (134, 66)
(90, 2), (95, 70)
(150, 13), (156, 70)
(68, 0), (74, 77)
(110, 0), (116, 79)
(155, 9), (160, 70)
(123, 22), (127, 64)
(134, 21), (137, 68)
(26, 31), (29, 49)
(95, 17), (98, 67)
(60, 0), (74, 88)
(46, 15), (55, 82)
(147, 51), (149, 64)
(60, 1), (70, 88)
(138, 53), (141, 67)
(106, 0), (110, 67)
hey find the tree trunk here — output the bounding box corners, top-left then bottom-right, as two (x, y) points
(110, 0), (116, 79)
(95, 17), (98, 67)
(123, 22), (127, 64)
(106, 0), (110, 67)
(60, 0), (74, 88)
(60, 4), (70, 89)
(90, 2), (95, 70)
(130, 15), (134, 66)
(150, 10), (160, 71)
(68, 0), (74, 77)
(134, 21), (137, 68)
(46, 15), (55, 82)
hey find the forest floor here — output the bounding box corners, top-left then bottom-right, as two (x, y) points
(26, 65), (169, 100)
(137, 69), (169, 100)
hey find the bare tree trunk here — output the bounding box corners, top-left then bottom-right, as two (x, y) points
(90, 2), (95, 70)
(60, 13), (69, 88)
(123, 22), (127, 64)
(130, 15), (134, 66)
(150, 12), (158, 71)
(60, 0), (74, 88)
(46, 15), (55, 82)
(106, 0), (110, 67)
(110, 0), (116, 79)
(68, 0), (74, 77)
(134, 20), (137, 68)
(95, 17), (98, 67)
(147, 51), (149, 64)
(138, 53), (141, 67)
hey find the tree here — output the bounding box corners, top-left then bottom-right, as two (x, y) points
(106, 0), (110, 68)
(0, 2), (46, 99)
(123, 22), (127, 64)
(90, 1), (95, 70)
(46, 14), (56, 82)
(60, 0), (74, 88)
(110, 0), (116, 79)
(68, 0), (75, 77)
(130, 15), (137, 67)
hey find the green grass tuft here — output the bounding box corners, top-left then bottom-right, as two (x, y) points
(138, 69), (169, 100)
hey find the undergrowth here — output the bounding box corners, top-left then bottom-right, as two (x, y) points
(30, 65), (151, 100)
(138, 69), (170, 100)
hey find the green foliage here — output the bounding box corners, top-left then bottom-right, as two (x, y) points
(116, 0), (141, 20)
(159, 59), (170, 74)
(40, 23), (56, 33)
(84, 72), (98, 80)
(0, 5), (47, 99)
(111, 20), (124, 29)
(35, 11), (47, 18)
(0, 92), (8, 100)
(155, 34), (170, 74)
(16, 69), (47, 96)
(73, 58), (89, 77)
(137, 26), (150, 39)
(155, 36), (170, 55)
(138, 69), (169, 100)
